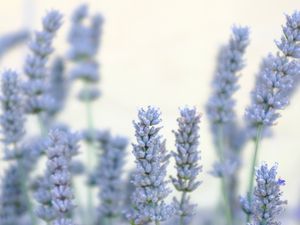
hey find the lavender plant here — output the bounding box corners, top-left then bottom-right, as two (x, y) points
(0, 165), (28, 225)
(96, 133), (128, 224)
(170, 107), (202, 225)
(0, 70), (25, 147)
(127, 107), (174, 225)
(0, 4), (299, 225)
(244, 12), (300, 221)
(35, 129), (79, 225)
(46, 57), (67, 121)
(206, 25), (249, 224)
(23, 10), (62, 120)
(248, 163), (287, 225)
(67, 5), (104, 221)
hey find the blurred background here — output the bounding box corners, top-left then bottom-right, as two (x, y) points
(0, 0), (300, 224)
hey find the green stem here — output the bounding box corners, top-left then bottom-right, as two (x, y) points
(216, 124), (233, 225)
(246, 125), (263, 222)
(155, 221), (160, 225)
(37, 113), (47, 136)
(221, 178), (232, 225)
(85, 97), (95, 225)
(179, 191), (187, 225)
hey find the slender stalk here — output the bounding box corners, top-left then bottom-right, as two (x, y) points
(246, 125), (263, 222)
(221, 178), (232, 225)
(37, 114), (47, 136)
(84, 87), (96, 225)
(216, 124), (233, 225)
(179, 191), (187, 225)
(155, 221), (160, 225)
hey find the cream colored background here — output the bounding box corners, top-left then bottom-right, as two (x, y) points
(0, 0), (300, 224)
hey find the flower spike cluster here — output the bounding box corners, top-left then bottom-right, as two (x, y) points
(23, 10), (63, 114)
(245, 11), (300, 131)
(128, 106), (174, 225)
(206, 26), (249, 127)
(96, 133), (128, 221)
(250, 164), (287, 225)
(35, 129), (79, 225)
(0, 165), (28, 225)
(0, 70), (25, 146)
(171, 107), (202, 225)
(68, 4), (104, 102)
(48, 57), (67, 117)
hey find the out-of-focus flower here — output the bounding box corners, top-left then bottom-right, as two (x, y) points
(23, 10), (63, 114)
(0, 70), (25, 145)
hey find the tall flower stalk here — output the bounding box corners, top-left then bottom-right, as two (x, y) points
(23, 10), (63, 135)
(35, 129), (79, 225)
(206, 26), (249, 223)
(170, 107), (202, 225)
(67, 5), (104, 222)
(127, 107), (174, 225)
(245, 13), (300, 219)
(96, 133), (128, 224)
(0, 70), (37, 225)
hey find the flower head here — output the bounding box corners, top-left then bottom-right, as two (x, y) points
(206, 26), (249, 126)
(35, 129), (79, 224)
(251, 164), (287, 225)
(127, 106), (174, 224)
(23, 10), (63, 114)
(171, 107), (202, 225)
(246, 11), (300, 132)
(0, 70), (25, 145)
(96, 133), (128, 219)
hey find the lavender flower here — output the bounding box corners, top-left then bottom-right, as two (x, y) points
(68, 4), (104, 102)
(0, 70), (25, 145)
(245, 11), (300, 131)
(250, 163), (287, 225)
(68, 4), (104, 60)
(206, 26), (249, 128)
(127, 106), (174, 225)
(0, 165), (27, 225)
(35, 129), (79, 224)
(48, 57), (67, 117)
(170, 107), (202, 225)
(96, 134), (128, 221)
(206, 26), (249, 223)
(23, 10), (63, 114)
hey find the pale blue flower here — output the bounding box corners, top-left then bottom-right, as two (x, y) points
(0, 165), (28, 225)
(0, 70), (25, 145)
(171, 107), (202, 225)
(35, 129), (79, 224)
(206, 26), (249, 126)
(96, 134), (128, 220)
(127, 106), (174, 225)
(23, 10), (63, 114)
(250, 164), (287, 225)
(246, 11), (300, 131)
